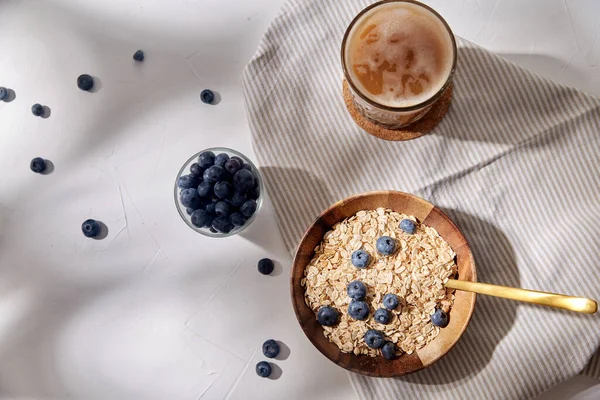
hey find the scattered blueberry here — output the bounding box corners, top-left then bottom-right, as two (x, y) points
(347, 280), (367, 300)
(215, 201), (232, 217)
(191, 209), (211, 228)
(230, 212), (246, 227)
(31, 103), (44, 117)
(212, 216), (233, 233)
(317, 306), (339, 326)
(431, 309), (449, 327)
(376, 236), (396, 255)
(348, 300), (369, 320)
(198, 151), (215, 169)
(30, 157), (47, 173)
(351, 250), (370, 268)
(77, 74), (94, 91)
(133, 49), (144, 62)
(224, 158), (242, 175)
(257, 258), (274, 275)
(233, 169), (255, 192)
(189, 163), (203, 177)
(0, 87), (7, 101)
(203, 165), (225, 183)
(374, 308), (391, 324)
(215, 153), (229, 167)
(400, 219), (417, 234)
(180, 188), (201, 209)
(197, 180), (213, 198)
(177, 174), (198, 189)
(364, 330), (385, 349)
(228, 191), (247, 208)
(201, 89), (215, 104)
(240, 199), (257, 218)
(213, 181), (233, 199)
(256, 361), (272, 378)
(381, 342), (396, 360)
(383, 294), (399, 310)
(205, 203), (216, 215)
(82, 219), (101, 238)
(186, 207), (194, 216)
(262, 339), (280, 358)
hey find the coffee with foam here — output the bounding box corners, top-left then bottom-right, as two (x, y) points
(344, 1), (454, 109)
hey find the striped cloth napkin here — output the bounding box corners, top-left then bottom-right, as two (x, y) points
(241, 0), (600, 398)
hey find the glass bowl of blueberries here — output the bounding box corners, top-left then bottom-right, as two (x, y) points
(174, 147), (263, 237)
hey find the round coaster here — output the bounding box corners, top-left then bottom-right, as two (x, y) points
(342, 80), (453, 141)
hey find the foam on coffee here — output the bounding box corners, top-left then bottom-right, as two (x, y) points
(345, 2), (454, 108)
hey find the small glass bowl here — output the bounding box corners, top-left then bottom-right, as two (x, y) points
(174, 147), (264, 238)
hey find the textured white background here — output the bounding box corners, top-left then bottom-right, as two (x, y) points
(0, 0), (599, 399)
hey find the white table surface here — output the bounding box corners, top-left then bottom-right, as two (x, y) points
(0, 0), (599, 399)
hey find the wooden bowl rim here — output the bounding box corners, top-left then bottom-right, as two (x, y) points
(290, 190), (477, 377)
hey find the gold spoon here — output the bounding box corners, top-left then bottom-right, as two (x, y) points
(446, 279), (598, 314)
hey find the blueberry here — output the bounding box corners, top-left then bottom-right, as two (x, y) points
(30, 157), (47, 173)
(351, 250), (370, 268)
(247, 184), (260, 200)
(224, 158), (242, 175)
(347, 280), (367, 300)
(383, 293), (399, 310)
(205, 203), (216, 215)
(230, 212), (246, 227)
(197, 180), (213, 198)
(262, 339), (280, 358)
(201, 89), (215, 104)
(180, 188), (201, 209)
(198, 151), (215, 169)
(189, 163), (203, 177)
(233, 169), (255, 192)
(0, 87), (7, 101)
(255, 361), (272, 378)
(231, 156), (244, 165)
(228, 191), (247, 208)
(317, 306), (339, 326)
(212, 216), (233, 233)
(214, 153), (229, 167)
(190, 209), (211, 228)
(348, 300), (369, 320)
(376, 236), (396, 255)
(242, 163), (252, 171)
(203, 165), (225, 183)
(431, 309), (449, 327)
(215, 201), (232, 217)
(257, 258), (274, 275)
(364, 330), (385, 349)
(400, 219), (417, 234)
(374, 308), (391, 324)
(82, 219), (101, 238)
(381, 342), (396, 360)
(186, 207), (194, 216)
(177, 174), (198, 189)
(133, 49), (144, 62)
(240, 199), (257, 218)
(77, 74), (94, 91)
(31, 103), (44, 117)
(213, 181), (233, 199)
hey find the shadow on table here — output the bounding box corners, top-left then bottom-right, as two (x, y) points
(397, 208), (520, 386)
(239, 167), (334, 255)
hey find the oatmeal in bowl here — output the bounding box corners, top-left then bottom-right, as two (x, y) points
(291, 191), (476, 377)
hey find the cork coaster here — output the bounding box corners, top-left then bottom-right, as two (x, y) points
(342, 79), (453, 141)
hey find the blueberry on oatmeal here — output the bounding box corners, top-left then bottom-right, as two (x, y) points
(431, 309), (449, 327)
(348, 300), (369, 321)
(383, 293), (399, 310)
(400, 219), (417, 234)
(351, 249), (370, 268)
(317, 306), (339, 326)
(381, 342), (396, 360)
(346, 280), (367, 300)
(376, 236), (396, 255)
(374, 308), (391, 324)
(364, 330), (385, 349)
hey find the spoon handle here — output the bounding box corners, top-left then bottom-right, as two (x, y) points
(445, 279), (597, 314)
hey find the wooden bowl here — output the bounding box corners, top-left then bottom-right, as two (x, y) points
(291, 191), (477, 377)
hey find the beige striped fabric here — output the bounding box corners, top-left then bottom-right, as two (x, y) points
(241, 0), (600, 398)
